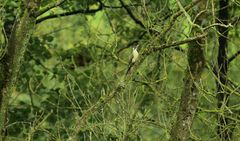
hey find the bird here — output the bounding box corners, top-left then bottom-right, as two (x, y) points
(126, 44), (139, 75)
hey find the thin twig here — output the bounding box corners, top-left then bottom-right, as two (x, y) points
(67, 84), (125, 141)
(203, 23), (233, 31)
(161, 0), (203, 36)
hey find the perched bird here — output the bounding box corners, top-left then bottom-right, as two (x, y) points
(131, 45), (139, 63)
(126, 44), (139, 75)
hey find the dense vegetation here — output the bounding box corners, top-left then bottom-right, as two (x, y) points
(0, 0), (240, 140)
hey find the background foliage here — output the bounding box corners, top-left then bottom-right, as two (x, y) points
(1, 0), (240, 140)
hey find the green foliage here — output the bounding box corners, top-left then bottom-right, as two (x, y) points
(0, 0), (21, 22)
(0, 0), (240, 141)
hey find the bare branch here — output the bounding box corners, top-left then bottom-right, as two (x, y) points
(119, 0), (145, 28)
(36, 5), (103, 24)
(203, 23), (233, 31)
(66, 81), (127, 141)
(161, 0), (203, 36)
(228, 50), (240, 63)
(144, 33), (207, 55)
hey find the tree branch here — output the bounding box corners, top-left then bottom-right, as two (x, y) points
(228, 49), (240, 63)
(203, 23), (233, 31)
(161, 0), (203, 36)
(119, 0), (145, 28)
(144, 33), (207, 55)
(36, 5), (103, 24)
(35, 0), (67, 17)
(117, 32), (147, 54)
(97, 0), (147, 9)
(103, 3), (145, 9)
(36, 0), (146, 24)
(116, 1), (203, 55)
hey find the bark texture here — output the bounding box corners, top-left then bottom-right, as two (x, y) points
(0, 1), (39, 139)
(169, 35), (205, 141)
(216, 0), (231, 140)
(169, 1), (206, 141)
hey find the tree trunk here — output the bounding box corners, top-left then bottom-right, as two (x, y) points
(216, 0), (231, 140)
(169, 36), (205, 141)
(0, 1), (38, 140)
(169, 1), (206, 141)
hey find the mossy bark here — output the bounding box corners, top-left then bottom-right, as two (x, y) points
(0, 2), (38, 139)
(169, 38), (205, 141)
(169, 1), (206, 141)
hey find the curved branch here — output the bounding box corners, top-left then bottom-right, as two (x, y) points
(36, 5), (103, 24)
(36, 0), (146, 24)
(35, 0), (67, 17)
